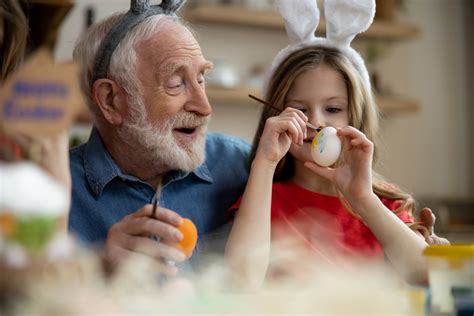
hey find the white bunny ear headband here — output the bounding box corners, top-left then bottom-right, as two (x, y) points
(263, 0), (375, 96)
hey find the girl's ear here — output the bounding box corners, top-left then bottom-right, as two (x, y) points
(92, 79), (127, 125)
(277, 0), (319, 44)
(325, 0), (376, 47)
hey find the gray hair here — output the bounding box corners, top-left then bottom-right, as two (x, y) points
(73, 13), (184, 120)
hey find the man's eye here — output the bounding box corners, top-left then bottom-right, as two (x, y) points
(197, 74), (206, 85)
(167, 76), (184, 89)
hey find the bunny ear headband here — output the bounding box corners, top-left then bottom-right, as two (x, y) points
(93, 0), (186, 83)
(264, 0), (375, 96)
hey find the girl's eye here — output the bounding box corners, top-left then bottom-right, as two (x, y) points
(167, 75), (184, 89)
(288, 105), (307, 113)
(326, 107), (342, 113)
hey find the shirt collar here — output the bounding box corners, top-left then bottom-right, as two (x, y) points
(83, 127), (213, 197)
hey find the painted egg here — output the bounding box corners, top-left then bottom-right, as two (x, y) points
(177, 218), (198, 258)
(310, 127), (342, 167)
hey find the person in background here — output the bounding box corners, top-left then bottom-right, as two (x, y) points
(0, 0), (72, 232)
(0, 0), (27, 84)
(69, 0), (250, 276)
(227, 0), (448, 287)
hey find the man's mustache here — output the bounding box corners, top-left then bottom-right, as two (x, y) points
(165, 112), (211, 129)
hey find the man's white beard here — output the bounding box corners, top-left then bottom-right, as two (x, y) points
(117, 96), (209, 174)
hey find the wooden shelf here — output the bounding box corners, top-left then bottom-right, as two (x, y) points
(185, 4), (420, 40)
(27, 0), (74, 4)
(376, 95), (420, 112)
(186, 3), (420, 113)
(205, 86), (420, 113)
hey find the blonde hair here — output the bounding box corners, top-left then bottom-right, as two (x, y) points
(73, 13), (184, 121)
(251, 46), (415, 215)
(0, 0), (28, 83)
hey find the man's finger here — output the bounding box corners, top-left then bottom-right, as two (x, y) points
(135, 204), (183, 226)
(122, 235), (186, 262)
(122, 216), (183, 242)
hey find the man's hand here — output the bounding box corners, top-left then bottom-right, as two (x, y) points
(103, 204), (187, 275)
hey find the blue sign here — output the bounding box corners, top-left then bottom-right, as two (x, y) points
(2, 80), (69, 121)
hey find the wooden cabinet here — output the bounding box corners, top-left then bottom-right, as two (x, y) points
(185, 3), (421, 113)
(186, 3), (420, 40)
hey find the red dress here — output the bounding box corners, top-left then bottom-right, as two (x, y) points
(231, 181), (414, 262)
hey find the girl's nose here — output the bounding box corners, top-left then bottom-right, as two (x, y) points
(308, 113), (325, 130)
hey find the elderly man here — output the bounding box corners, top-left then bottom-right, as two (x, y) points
(69, 0), (448, 277)
(69, 0), (250, 274)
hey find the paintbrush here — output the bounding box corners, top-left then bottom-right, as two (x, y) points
(248, 94), (320, 131)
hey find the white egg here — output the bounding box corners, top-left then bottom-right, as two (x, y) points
(0, 162), (68, 216)
(310, 127), (342, 167)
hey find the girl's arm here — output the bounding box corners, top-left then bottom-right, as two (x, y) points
(304, 126), (428, 285)
(349, 193), (428, 285)
(225, 108), (307, 289)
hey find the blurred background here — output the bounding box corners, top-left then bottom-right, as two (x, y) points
(23, 0), (473, 242)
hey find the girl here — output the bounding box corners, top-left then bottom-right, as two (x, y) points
(224, 0), (432, 287)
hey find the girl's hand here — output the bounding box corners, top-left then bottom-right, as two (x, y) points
(417, 208), (450, 245)
(304, 126), (374, 203)
(255, 108), (307, 165)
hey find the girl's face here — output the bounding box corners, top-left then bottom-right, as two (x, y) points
(286, 64), (349, 163)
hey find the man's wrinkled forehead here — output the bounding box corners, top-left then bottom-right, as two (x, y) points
(138, 23), (211, 74)
(158, 59), (213, 77)
(92, 0), (187, 82)
(146, 20), (197, 50)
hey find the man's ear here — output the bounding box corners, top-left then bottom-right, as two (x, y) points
(92, 79), (128, 125)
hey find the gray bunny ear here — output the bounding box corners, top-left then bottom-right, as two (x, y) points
(131, 0), (150, 14)
(160, 0), (186, 14)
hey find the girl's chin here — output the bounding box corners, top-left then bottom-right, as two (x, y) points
(289, 153), (313, 166)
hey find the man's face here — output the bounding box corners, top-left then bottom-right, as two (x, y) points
(118, 21), (213, 173)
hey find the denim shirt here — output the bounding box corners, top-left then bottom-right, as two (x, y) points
(68, 128), (250, 271)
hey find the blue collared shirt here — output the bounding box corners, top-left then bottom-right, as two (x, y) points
(68, 128), (250, 269)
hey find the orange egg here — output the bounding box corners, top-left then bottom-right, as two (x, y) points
(0, 212), (16, 236)
(177, 218), (198, 257)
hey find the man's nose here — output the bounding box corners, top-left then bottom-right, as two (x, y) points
(184, 84), (212, 117)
